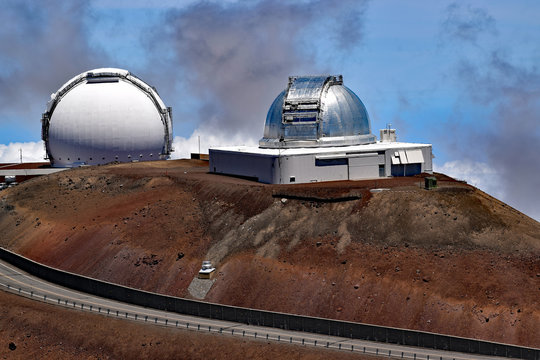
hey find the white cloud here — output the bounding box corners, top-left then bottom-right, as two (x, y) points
(434, 159), (539, 221)
(171, 129), (258, 159)
(434, 159), (504, 198)
(0, 141), (46, 163)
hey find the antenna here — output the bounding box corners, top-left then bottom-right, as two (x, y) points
(19, 148), (22, 164)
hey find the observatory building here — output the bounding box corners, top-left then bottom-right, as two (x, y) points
(41, 68), (173, 167)
(209, 75), (432, 184)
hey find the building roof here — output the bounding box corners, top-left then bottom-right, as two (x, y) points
(212, 141), (432, 157)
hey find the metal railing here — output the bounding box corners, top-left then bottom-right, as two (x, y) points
(0, 248), (538, 360)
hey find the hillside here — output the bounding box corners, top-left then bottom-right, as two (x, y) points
(1, 159), (539, 348)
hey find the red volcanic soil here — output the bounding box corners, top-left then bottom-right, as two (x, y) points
(0, 159), (539, 349)
(0, 291), (376, 360)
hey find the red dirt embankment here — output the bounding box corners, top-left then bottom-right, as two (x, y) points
(0, 291), (374, 360)
(0, 159), (539, 348)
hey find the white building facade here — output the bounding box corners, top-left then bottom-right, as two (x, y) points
(210, 75), (432, 184)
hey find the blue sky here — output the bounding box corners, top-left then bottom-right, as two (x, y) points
(0, 0), (539, 220)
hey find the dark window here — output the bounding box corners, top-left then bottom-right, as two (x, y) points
(391, 164), (421, 177)
(290, 176), (295, 183)
(315, 158), (348, 166)
(379, 165), (385, 177)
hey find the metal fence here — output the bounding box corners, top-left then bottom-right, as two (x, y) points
(0, 247), (538, 360)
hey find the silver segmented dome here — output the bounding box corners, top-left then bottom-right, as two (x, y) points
(41, 68), (173, 168)
(259, 75), (376, 148)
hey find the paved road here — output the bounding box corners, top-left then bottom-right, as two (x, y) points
(0, 259), (508, 360)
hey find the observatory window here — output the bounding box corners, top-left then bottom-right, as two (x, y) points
(379, 165), (385, 177)
(289, 176), (296, 183)
(115, 156), (119, 160)
(78, 158), (80, 161)
(89, 157), (92, 160)
(315, 158), (347, 166)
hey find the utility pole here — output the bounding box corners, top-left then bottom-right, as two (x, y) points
(198, 135), (201, 155)
(19, 148), (22, 164)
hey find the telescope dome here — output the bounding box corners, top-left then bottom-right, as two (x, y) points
(41, 68), (173, 167)
(260, 75), (376, 148)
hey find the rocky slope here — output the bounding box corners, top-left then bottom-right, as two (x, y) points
(1, 159), (539, 348)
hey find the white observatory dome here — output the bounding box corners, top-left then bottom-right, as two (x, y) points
(41, 68), (173, 167)
(260, 75), (376, 148)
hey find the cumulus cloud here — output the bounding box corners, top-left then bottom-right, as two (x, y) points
(152, 0), (369, 143)
(171, 129), (258, 160)
(438, 3), (540, 221)
(0, 141), (46, 163)
(0, 1), (109, 127)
